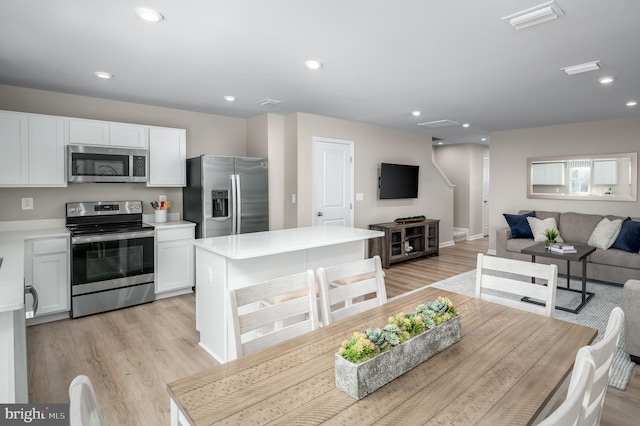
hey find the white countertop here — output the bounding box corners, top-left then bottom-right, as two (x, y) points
(192, 226), (384, 260)
(145, 220), (196, 229)
(0, 224), (69, 313)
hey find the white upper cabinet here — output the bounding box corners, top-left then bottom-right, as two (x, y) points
(593, 160), (617, 185)
(531, 162), (565, 185)
(0, 111), (28, 185)
(28, 114), (65, 185)
(68, 118), (148, 148)
(148, 126), (186, 187)
(0, 111), (66, 187)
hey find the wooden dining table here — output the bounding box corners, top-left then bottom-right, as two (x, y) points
(167, 286), (597, 425)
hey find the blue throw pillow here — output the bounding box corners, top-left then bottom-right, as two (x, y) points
(611, 218), (640, 253)
(503, 211), (535, 239)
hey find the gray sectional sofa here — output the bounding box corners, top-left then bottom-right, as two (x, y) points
(496, 210), (640, 285)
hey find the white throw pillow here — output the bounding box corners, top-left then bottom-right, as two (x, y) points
(526, 217), (564, 242)
(587, 217), (622, 250)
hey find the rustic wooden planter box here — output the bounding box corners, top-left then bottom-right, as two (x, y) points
(334, 315), (461, 400)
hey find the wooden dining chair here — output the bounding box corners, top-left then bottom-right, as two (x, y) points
(576, 307), (624, 426)
(538, 347), (596, 426)
(228, 270), (319, 358)
(317, 255), (387, 325)
(475, 253), (558, 318)
(69, 374), (104, 426)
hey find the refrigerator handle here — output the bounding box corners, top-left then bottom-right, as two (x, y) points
(235, 174), (242, 234)
(231, 174), (238, 234)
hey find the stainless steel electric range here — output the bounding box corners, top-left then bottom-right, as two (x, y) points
(66, 200), (155, 318)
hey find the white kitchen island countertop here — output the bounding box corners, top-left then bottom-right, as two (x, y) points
(192, 225), (384, 260)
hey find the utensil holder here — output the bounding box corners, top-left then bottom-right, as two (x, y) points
(154, 209), (167, 223)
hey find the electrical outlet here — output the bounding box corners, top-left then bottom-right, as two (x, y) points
(22, 198), (34, 210)
(356, 193), (364, 201)
(291, 194), (297, 204)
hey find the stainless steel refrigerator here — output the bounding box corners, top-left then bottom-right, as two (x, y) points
(183, 155), (269, 238)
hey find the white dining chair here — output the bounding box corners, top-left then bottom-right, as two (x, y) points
(69, 374), (104, 426)
(538, 347), (596, 426)
(228, 270), (319, 358)
(576, 306), (624, 426)
(475, 253), (558, 318)
(317, 255), (387, 325)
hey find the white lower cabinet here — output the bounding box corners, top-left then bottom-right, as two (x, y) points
(155, 225), (195, 298)
(24, 237), (70, 320)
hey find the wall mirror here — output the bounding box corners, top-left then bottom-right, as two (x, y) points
(527, 152), (637, 201)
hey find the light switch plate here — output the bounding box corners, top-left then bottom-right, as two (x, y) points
(22, 198), (34, 210)
(356, 193), (364, 201)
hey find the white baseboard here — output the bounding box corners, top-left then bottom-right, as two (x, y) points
(440, 240), (455, 248)
(468, 233), (485, 241)
(155, 287), (193, 300)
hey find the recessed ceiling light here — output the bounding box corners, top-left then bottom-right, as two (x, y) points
(481, 137), (488, 141)
(561, 61), (601, 76)
(462, 123), (470, 128)
(304, 60), (323, 70)
(94, 72), (113, 79)
(223, 95), (236, 102)
(437, 142), (444, 145)
(411, 111), (421, 117)
(136, 8), (164, 22)
(627, 101), (638, 107)
(599, 76), (615, 84)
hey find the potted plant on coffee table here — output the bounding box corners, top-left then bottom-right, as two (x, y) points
(543, 228), (559, 248)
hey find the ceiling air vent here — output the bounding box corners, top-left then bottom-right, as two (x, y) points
(417, 120), (460, 128)
(255, 98), (282, 107)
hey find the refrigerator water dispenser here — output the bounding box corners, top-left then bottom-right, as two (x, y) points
(212, 190), (229, 217)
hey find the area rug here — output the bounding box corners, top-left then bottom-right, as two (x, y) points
(424, 270), (634, 391)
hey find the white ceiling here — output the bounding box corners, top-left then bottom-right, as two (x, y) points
(1, 0), (639, 145)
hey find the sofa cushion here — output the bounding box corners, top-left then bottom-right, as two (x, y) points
(503, 211), (535, 238)
(590, 247), (640, 270)
(588, 217), (623, 250)
(506, 237), (537, 253)
(558, 212), (603, 245)
(611, 218), (640, 253)
(527, 217), (564, 242)
(518, 210), (561, 224)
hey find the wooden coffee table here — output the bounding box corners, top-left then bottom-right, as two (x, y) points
(520, 242), (596, 314)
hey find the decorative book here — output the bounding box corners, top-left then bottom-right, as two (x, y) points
(550, 243), (577, 254)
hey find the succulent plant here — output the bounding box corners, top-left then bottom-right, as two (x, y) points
(427, 299), (449, 314)
(338, 296), (460, 363)
(364, 328), (387, 349)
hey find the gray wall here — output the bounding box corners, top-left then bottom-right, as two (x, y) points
(434, 143), (489, 238)
(489, 116), (640, 252)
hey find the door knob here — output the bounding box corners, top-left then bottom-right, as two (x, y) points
(317, 212), (323, 216)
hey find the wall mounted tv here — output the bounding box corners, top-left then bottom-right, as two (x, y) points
(378, 163), (420, 199)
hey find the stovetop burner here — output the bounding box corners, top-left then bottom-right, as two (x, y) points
(66, 200), (153, 236)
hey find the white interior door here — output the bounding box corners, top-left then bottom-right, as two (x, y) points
(312, 137), (354, 226)
(483, 157), (490, 236)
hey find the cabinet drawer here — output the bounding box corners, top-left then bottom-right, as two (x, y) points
(156, 227), (194, 242)
(33, 238), (68, 254)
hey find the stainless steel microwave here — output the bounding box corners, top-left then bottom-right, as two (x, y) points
(68, 145), (148, 183)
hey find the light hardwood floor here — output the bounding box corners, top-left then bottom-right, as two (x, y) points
(28, 237), (639, 425)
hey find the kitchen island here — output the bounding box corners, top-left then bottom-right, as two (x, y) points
(193, 225), (384, 363)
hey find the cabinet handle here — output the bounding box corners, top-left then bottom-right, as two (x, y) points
(25, 284), (39, 318)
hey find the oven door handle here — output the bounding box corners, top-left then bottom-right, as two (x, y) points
(72, 229), (155, 244)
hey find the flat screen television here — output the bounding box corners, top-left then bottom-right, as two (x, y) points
(379, 163), (419, 199)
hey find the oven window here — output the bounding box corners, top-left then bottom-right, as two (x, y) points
(71, 153), (130, 177)
(71, 237), (153, 286)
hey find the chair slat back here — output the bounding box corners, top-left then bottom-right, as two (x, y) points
(578, 307), (624, 426)
(69, 374), (104, 426)
(317, 256), (387, 325)
(228, 270), (319, 358)
(475, 253), (558, 318)
(538, 347), (596, 426)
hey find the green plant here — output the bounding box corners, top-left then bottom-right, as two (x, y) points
(338, 297), (460, 363)
(543, 228), (559, 241)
